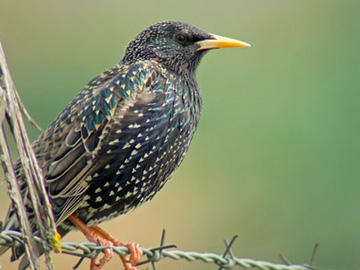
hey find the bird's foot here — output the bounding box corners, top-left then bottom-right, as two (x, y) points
(69, 215), (143, 270)
(89, 238), (114, 270)
(91, 225), (143, 270)
(68, 215), (115, 270)
(116, 242), (142, 270)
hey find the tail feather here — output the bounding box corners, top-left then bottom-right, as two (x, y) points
(2, 202), (69, 269)
(0, 245), (10, 257)
(1, 207), (37, 262)
(0, 208), (19, 256)
(0, 214), (17, 257)
(18, 245), (44, 270)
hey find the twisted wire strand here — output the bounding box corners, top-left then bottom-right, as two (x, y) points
(0, 230), (313, 270)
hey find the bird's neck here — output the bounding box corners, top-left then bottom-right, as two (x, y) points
(172, 67), (202, 121)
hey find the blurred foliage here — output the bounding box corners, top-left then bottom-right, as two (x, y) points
(0, 0), (360, 269)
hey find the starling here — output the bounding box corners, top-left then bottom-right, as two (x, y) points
(0, 21), (250, 270)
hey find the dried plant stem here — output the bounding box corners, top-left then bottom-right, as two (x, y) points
(0, 41), (58, 270)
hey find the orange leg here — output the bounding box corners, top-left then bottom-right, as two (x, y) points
(68, 214), (143, 270)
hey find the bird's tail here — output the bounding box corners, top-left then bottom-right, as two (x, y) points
(0, 244), (10, 257)
(0, 208), (44, 270)
(0, 211), (18, 257)
(0, 245), (10, 260)
(1, 212), (68, 270)
(0, 220), (11, 257)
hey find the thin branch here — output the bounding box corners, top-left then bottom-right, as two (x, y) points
(0, 46), (40, 270)
(14, 89), (42, 132)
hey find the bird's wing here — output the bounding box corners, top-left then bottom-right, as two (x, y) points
(4, 61), (163, 229)
(48, 61), (165, 225)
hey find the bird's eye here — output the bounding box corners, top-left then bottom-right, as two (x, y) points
(175, 33), (189, 45)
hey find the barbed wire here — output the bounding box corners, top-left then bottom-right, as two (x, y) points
(0, 230), (324, 270)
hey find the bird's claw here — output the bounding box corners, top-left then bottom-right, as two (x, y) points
(115, 241), (143, 270)
(89, 237), (114, 270)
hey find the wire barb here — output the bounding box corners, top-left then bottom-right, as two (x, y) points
(309, 243), (319, 267)
(279, 253), (292, 266)
(218, 235), (238, 270)
(137, 228), (177, 268)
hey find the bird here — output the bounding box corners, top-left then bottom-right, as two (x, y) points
(0, 21), (250, 270)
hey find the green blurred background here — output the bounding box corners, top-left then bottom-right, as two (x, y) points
(1, 0), (360, 269)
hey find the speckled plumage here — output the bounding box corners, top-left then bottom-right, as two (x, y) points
(7, 58), (201, 242)
(52, 60), (202, 229)
(1, 21), (249, 268)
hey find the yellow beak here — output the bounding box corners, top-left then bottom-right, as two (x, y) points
(196, 34), (251, 51)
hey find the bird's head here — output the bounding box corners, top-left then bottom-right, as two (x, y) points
(121, 21), (250, 75)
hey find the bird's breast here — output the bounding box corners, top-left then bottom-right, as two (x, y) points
(76, 76), (202, 226)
